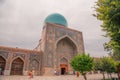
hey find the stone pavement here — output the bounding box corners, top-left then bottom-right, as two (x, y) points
(0, 73), (118, 80)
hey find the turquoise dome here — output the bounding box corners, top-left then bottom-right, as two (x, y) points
(44, 13), (68, 27)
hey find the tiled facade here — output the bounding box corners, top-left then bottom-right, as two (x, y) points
(0, 46), (43, 75)
(0, 22), (84, 76)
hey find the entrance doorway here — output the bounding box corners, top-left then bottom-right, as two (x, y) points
(60, 64), (68, 75)
(61, 68), (66, 75)
(10, 58), (24, 75)
(0, 56), (6, 75)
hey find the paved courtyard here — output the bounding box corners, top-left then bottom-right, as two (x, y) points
(0, 73), (118, 80)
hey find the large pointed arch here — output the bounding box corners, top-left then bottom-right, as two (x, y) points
(0, 56), (6, 75)
(56, 36), (77, 75)
(56, 35), (77, 57)
(56, 35), (78, 50)
(10, 57), (24, 75)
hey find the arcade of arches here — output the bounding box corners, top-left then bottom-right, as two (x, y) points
(0, 22), (84, 75)
(0, 47), (42, 76)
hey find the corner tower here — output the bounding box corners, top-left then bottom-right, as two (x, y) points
(36, 13), (84, 75)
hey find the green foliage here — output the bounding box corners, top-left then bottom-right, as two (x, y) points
(115, 61), (120, 71)
(115, 61), (120, 80)
(112, 50), (120, 61)
(94, 57), (116, 79)
(94, 59), (102, 71)
(94, 0), (120, 58)
(70, 53), (94, 75)
(101, 57), (115, 73)
(97, 57), (115, 73)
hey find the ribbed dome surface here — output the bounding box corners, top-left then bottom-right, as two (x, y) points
(44, 13), (68, 27)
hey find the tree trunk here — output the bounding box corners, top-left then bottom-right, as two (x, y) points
(117, 66), (120, 80)
(83, 74), (87, 80)
(117, 72), (120, 80)
(107, 73), (109, 79)
(102, 72), (105, 80)
(109, 73), (112, 79)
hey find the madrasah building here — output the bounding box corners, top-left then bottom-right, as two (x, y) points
(0, 13), (84, 76)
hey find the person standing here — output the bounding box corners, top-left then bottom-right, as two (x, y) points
(0, 68), (2, 75)
(2, 70), (4, 75)
(28, 70), (33, 78)
(76, 72), (79, 77)
(54, 70), (57, 75)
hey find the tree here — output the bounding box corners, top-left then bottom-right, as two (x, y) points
(94, 1), (120, 78)
(94, 59), (101, 71)
(94, 57), (115, 80)
(101, 57), (115, 79)
(94, 0), (120, 59)
(70, 53), (94, 80)
(104, 42), (120, 61)
(94, 59), (106, 79)
(111, 50), (120, 61)
(115, 61), (120, 79)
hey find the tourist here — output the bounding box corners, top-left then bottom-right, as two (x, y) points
(76, 72), (79, 77)
(0, 68), (2, 75)
(54, 70), (57, 75)
(73, 70), (75, 75)
(2, 70), (4, 75)
(28, 70), (33, 78)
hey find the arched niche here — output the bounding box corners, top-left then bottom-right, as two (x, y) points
(0, 56), (6, 75)
(29, 59), (39, 75)
(10, 57), (24, 75)
(56, 37), (77, 58)
(29, 59), (39, 71)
